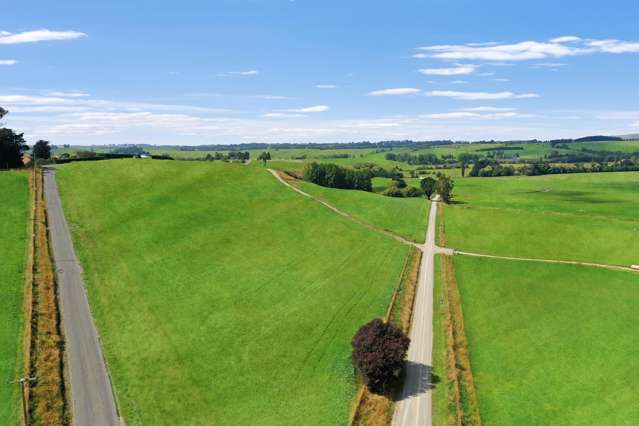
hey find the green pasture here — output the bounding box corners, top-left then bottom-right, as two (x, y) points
(454, 256), (639, 425)
(296, 181), (430, 243)
(442, 171), (639, 265)
(0, 171), (29, 425)
(56, 159), (409, 425)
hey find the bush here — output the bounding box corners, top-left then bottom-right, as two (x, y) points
(352, 319), (410, 394)
(391, 178), (407, 188)
(383, 186), (404, 197)
(303, 162), (372, 191)
(404, 186), (423, 197)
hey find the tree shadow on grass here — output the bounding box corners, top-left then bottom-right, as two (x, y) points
(393, 361), (440, 402)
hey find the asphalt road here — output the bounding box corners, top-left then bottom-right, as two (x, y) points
(43, 168), (120, 426)
(392, 201), (438, 426)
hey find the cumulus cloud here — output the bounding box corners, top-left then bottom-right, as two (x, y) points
(282, 105), (330, 113)
(0, 59), (17, 65)
(416, 36), (639, 61)
(423, 110), (534, 120)
(426, 90), (539, 100)
(419, 64), (477, 76)
(263, 112), (306, 118)
(46, 91), (90, 98)
(368, 88), (421, 96)
(0, 29), (86, 44)
(217, 70), (259, 77)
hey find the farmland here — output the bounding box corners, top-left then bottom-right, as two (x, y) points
(442, 171), (639, 265)
(295, 180), (430, 242)
(0, 171), (30, 425)
(454, 256), (639, 425)
(55, 159), (411, 424)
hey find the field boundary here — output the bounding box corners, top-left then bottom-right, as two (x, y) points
(349, 246), (422, 426)
(28, 168), (69, 425)
(454, 250), (639, 274)
(441, 254), (481, 426)
(268, 168), (420, 247)
(18, 169), (36, 426)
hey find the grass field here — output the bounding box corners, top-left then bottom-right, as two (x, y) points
(56, 159), (411, 425)
(454, 256), (639, 425)
(0, 171), (29, 425)
(296, 181), (429, 243)
(443, 171), (639, 265)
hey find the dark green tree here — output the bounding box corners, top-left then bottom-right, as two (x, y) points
(258, 151), (271, 165)
(32, 140), (52, 160)
(436, 174), (454, 203)
(420, 176), (437, 199)
(0, 128), (28, 169)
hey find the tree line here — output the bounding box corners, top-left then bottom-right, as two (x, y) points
(0, 107), (52, 168)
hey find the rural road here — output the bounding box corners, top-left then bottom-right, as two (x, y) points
(392, 201), (438, 426)
(43, 168), (120, 426)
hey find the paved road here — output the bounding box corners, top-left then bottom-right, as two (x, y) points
(43, 168), (120, 426)
(392, 201), (438, 426)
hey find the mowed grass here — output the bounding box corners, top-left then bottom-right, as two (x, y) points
(454, 256), (639, 424)
(443, 172), (639, 265)
(56, 160), (409, 425)
(0, 171), (29, 425)
(296, 181), (429, 243)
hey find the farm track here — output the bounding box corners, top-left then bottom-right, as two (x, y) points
(267, 168), (639, 426)
(454, 250), (639, 274)
(42, 168), (120, 426)
(267, 169), (419, 247)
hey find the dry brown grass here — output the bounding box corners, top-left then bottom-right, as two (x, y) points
(441, 254), (481, 426)
(28, 168), (68, 425)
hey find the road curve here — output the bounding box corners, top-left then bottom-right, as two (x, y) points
(392, 201), (438, 426)
(43, 168), (120, 426)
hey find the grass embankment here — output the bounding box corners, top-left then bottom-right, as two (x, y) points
(351, 247), (422, 426)
(444, 171), (639, 265)
(0, 171), (30, 425)
(296, 181), (430, 243)
(28, 168), (68, 425)
(454, 256), (639, 424)
(56, 159), (410, 424)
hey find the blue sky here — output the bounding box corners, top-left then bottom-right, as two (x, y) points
(2, 0), (639, 145)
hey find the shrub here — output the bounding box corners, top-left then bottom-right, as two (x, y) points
(352, 319), (410, 394)
(404, 186), (423, 197)
(383, 186), (404, 197)
(303, 162), (372, 191)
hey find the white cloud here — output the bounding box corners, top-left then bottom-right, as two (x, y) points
(263, 113), (306, 118)
(422, 110), (534, 120)
(412, 53), (427, 59)
(494, 78), (510, 82)
(416, 37), (639, 61)
(0, 59), (17, 65)
(46, 91), (90, 98)
(419, 64), (477, 76)
(217, 70), (259, 77)
(463, 106), (516, 112)
(368, 88), (421, 96)
(284, 105), (330, 113)
(0, 29), (86, 44)
(426, 90), (539, 100)
(451, 80), (468, 84)
(255, 95), (293, 100)
(550, 36), (582, 43)
(316, 84), (338, 89)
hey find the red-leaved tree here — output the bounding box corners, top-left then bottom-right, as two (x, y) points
(352, 319), (410, 394)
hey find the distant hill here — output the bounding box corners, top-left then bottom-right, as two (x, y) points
(618, 133), (639, 140)
(574, 135), (624, 142)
